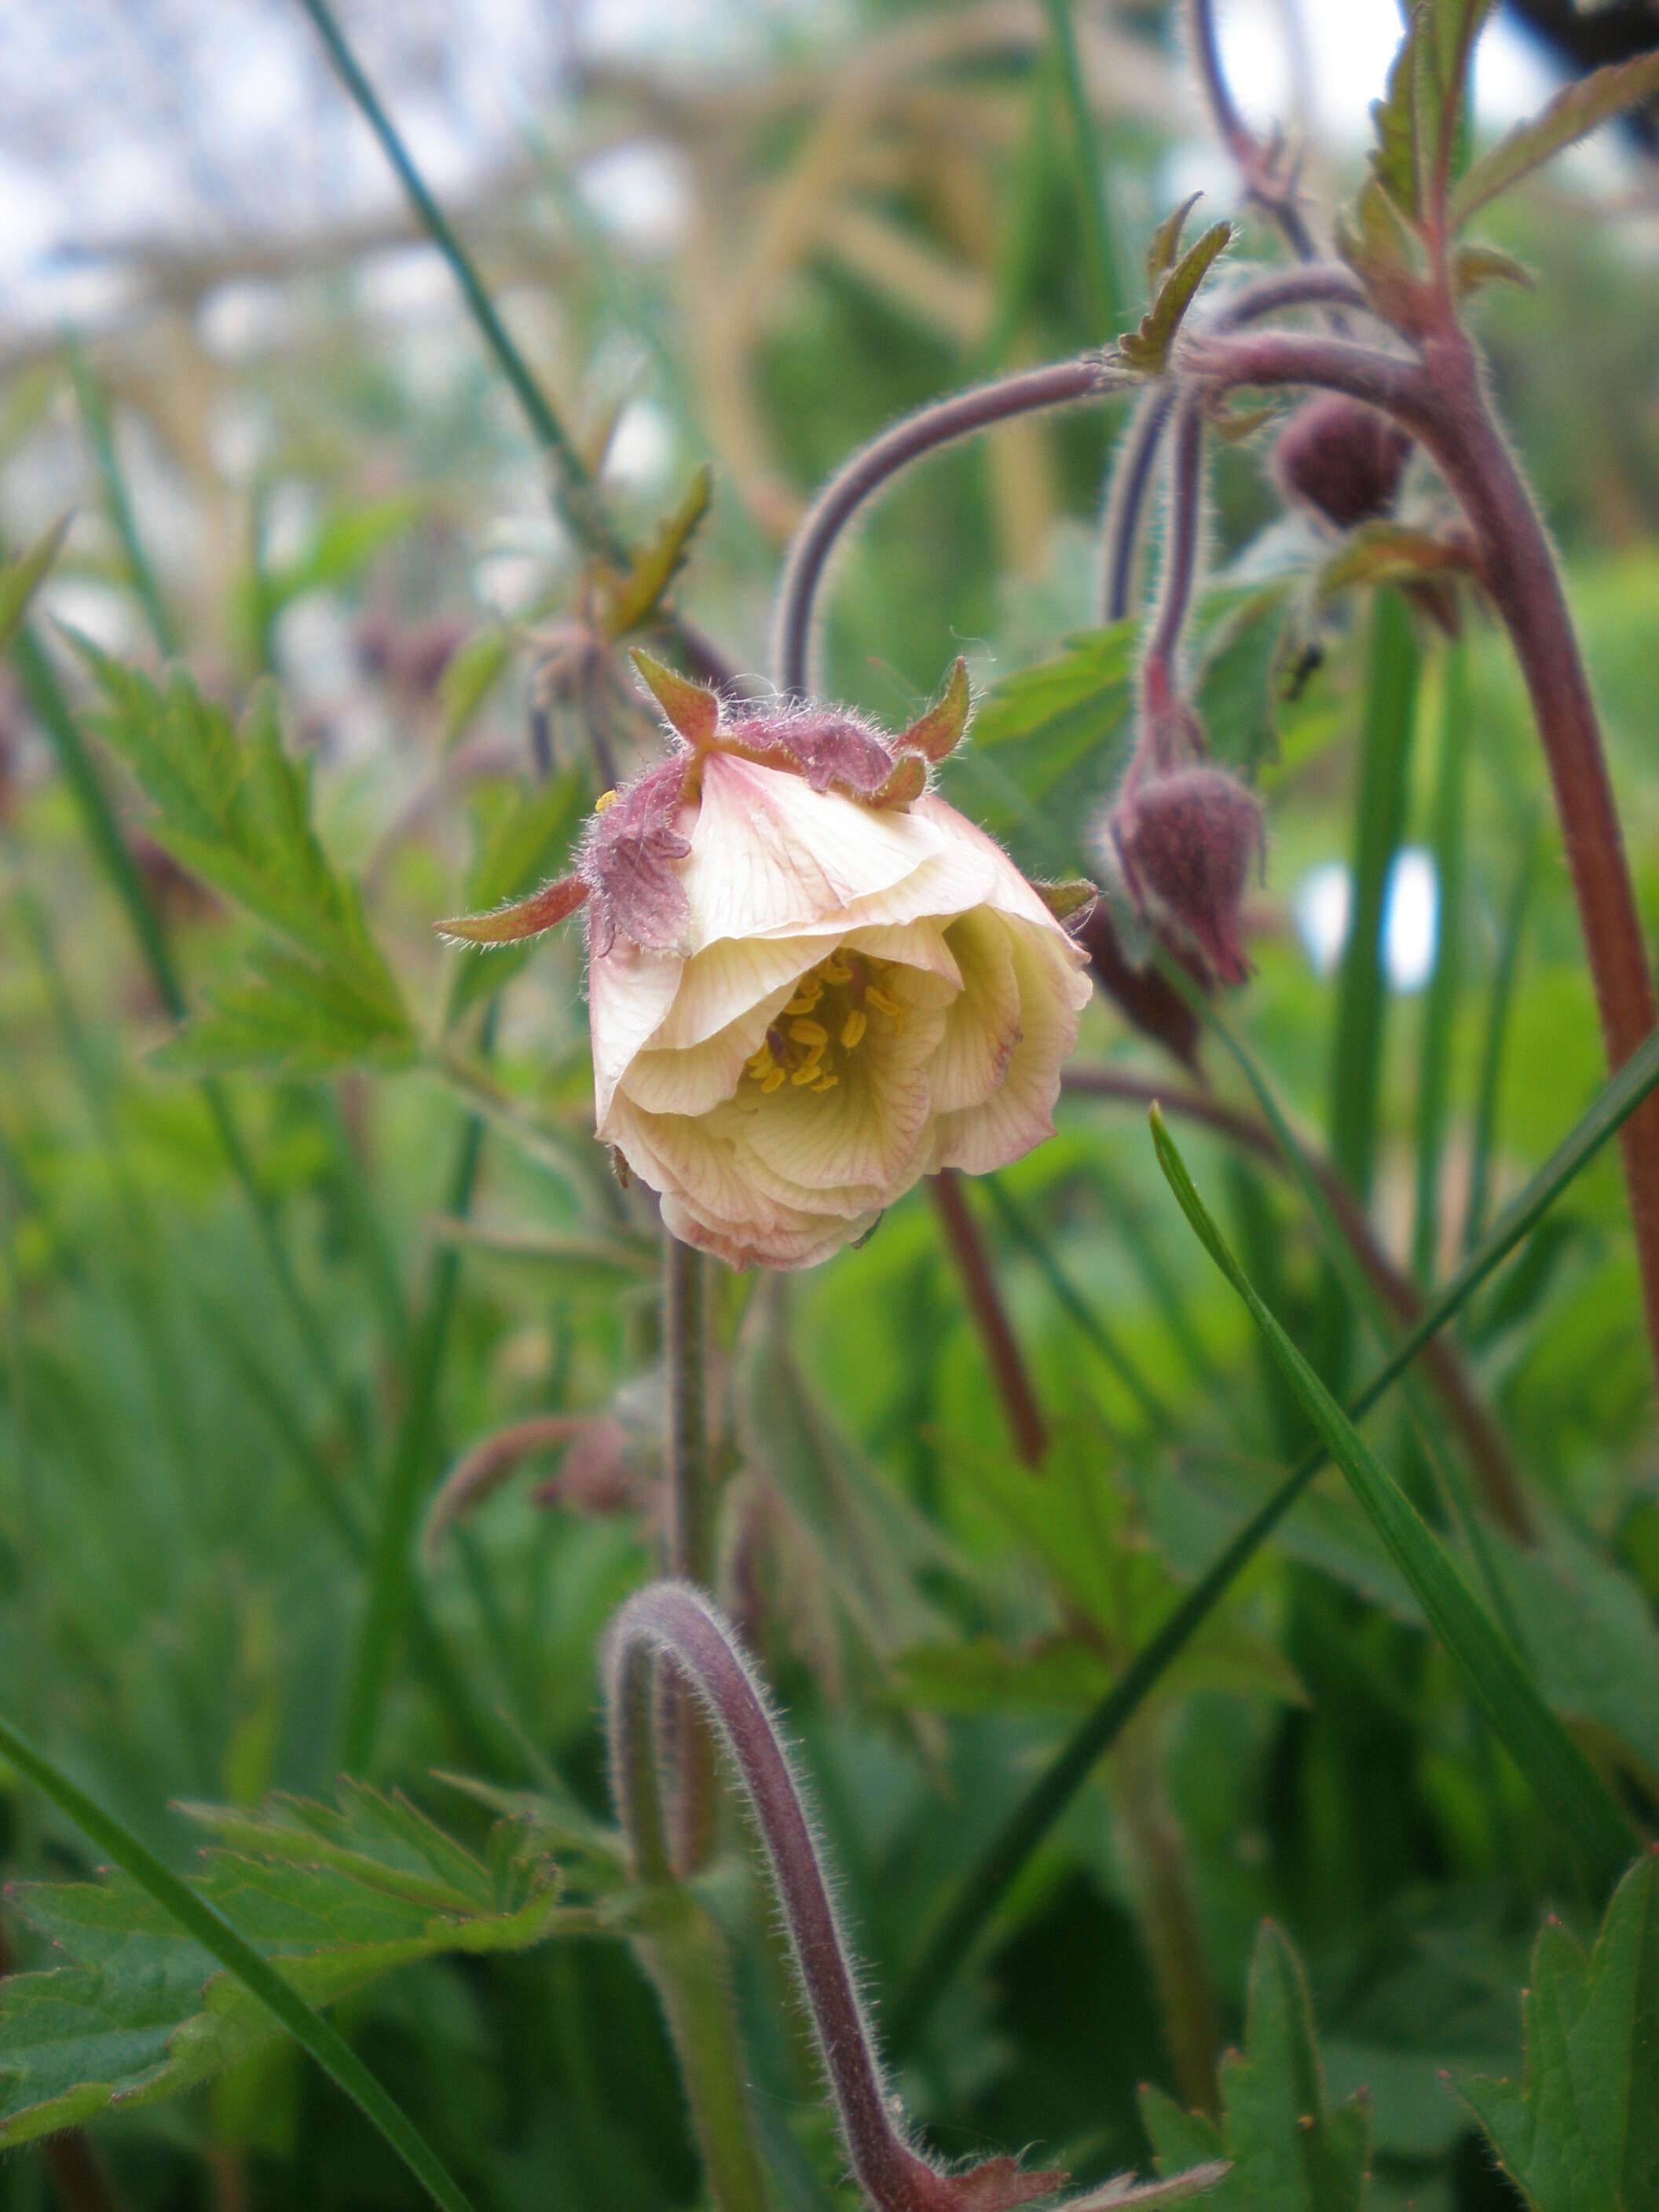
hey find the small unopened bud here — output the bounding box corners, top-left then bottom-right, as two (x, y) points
(1273, 396), (1412, 531)
(1106, 764), (1264, 987)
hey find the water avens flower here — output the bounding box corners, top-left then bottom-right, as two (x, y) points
(441, 654), (1091, 1269)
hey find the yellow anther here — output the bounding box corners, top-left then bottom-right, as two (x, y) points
(820, 954), (852, 983)
(789, 1019), (829, 1048)
(784, 979), (823, 1015)
(866, 986), (902, 1019)
(811, 1074), (839, 1093)
(790, 1063), (822, 1085)
(594, 789), (618, 813)
(760, 1066), (787, 1093)
(840, 1009), (868, 1051)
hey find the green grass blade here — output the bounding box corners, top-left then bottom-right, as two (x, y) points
(0, 516), (71, 656)
(890, 1020), (1659, 2045)
(1465, 817), (1540, 1263)
(1330, 588), (1419, 1207)
(1412, 643), (1469, 1285)
(1148, 1106), (1633, 1889)
(0, 1712), (475, 2212)
(1039, 0), (1127, 337)
(64, 338), (179, 658)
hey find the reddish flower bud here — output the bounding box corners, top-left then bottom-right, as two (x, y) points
(1273, 395), (1412, 531)
(1106, 764), (1265, 987)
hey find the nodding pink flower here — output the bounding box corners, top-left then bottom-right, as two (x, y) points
(440, 654), (1091, 1270)
(1272, 394), (1412, 533)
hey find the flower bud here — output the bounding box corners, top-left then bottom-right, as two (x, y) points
(1273, 395), (1412, 532)
(1105, 764), (1264, 987)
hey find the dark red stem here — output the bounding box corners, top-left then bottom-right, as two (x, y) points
(931, 1170), (1049, 1468)
(1182, 319), (1659, 1384)
(606, 1584), (983, 2212)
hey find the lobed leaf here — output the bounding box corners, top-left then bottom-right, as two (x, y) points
(1459, 1853), (1659, 2211)
(1141, 1921), (1369, 2210)
(1117, 221), (1232, 374)
(0, 1783), (584, 2152)
(1449, 50), (1659, 229)
(69, 640), (412, 1072)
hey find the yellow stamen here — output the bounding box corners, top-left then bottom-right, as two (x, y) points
(866, 986), (901, 1019)
(789, 1019), (829, 1049)
(790, 1063), (822, 1085)
(594, 789), (618, 813)
(840, 1009), (867, 1051)
(783, 978), (823, 1015)
(810, 1074), (838, 1092)
(820, 954), (852, 983)
(760, 1066), (787, 1093)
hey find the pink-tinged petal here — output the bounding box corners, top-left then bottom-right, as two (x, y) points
(679, 755), (945, 947)
(589, 939), (683, 1131)
(733, 1105), (936, 1223)
(659, 1193), (876, 1272)
(932, 922), (1090, 1174)
(926, 910), (1022, 1115)
(840, 918), (962, 1007)
(911, 794), (1078, 939)
(819, 840), (997, 942)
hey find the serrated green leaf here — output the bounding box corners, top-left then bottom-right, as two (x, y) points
(1142, 1922), (1369, 2210)
(1148, 1108), (1635, 1892)
(0, 1783), (580, 2150)
(1335, 174), (1430, 331)
(1145, 193), (1203, 291)
(1459, 1854), (1659, 2211)
(1117, 221), (1232, 373)
(0, 514), (71, 653)
(1449, 50), (1659, 229)
(1368, 0), (1490, 223)
(69, 640), (412, 1071)
(601, 462), (713, 637)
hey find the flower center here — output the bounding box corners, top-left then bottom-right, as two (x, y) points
(743, 950), (905, 1096)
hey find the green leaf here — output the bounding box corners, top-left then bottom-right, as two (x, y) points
(1459, 1853), (1659, 2211)
(1148, 1107), (1635, 1892)
(260, 489), (431, 615)
(0, 514), (71, 654)
(0, 1780), (582, 2154)
(438, 624), (515, 749)
(1368, 0), (1491, 223)
(601, 462), (713, 637)
(1448, 50), (1659, 229)
(70, 640), (412, 1072)
(1116, 220), (1232, 374)
(1144, 193), (1204, 291)
(1141, 1921), (1369, 2210)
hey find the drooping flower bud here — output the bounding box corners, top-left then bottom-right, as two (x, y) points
(439, 655), (1092, 1270)
(1104, 763), (1264, 988)
(1273, 395), (1412, 532)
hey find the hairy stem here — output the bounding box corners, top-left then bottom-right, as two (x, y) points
(1138, 392), (1207, 738)
(609, 1586), (993, 2212)
(1185, 0), (1321, 262)
(1185, 320), (1659, 1388)
(931, 1171), (1048, 1469)
(773, 356), (1124, 694)
(663, 1232), (719, 1872)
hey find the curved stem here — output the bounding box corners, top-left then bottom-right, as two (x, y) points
(1100, 265), (1370, 622)
(606, 1584), (1046, 2212)
(1139, 392), (1207, 738)
(772, 356), (1125, 695)
(1185, 0), (1321, 262)
(1185, 320), (1659, 1387)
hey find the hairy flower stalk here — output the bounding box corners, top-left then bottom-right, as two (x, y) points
(606, 1580), (1226, 2212)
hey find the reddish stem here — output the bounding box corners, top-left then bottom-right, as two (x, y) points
(1184, 320), (1659, 1386)
(931, 1170), (1049, 1468)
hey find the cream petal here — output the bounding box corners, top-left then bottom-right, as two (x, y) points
(839, 917), (963, 1007)
(659, 1192), (876, 1271)
(911, 793), (1081, 938)
(926, 910), (1022, 1115)
(679, 755), (946, 948)
(649, 936), (827, 1050)
(932, 921), (1091, 1174)
(621, 979), (795, 1115)
(589, 939), (683, 1130)
(720, 996), (946, 1193)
